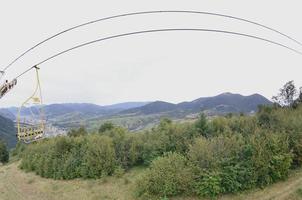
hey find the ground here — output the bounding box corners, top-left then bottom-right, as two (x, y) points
(1, 161), (302, 200)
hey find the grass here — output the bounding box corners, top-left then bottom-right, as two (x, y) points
(296, 188), (302, 197)
(0, 161), (143, 200)
(1, 161), (302, 200)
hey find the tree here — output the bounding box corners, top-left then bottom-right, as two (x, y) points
(136, 152), (193, 197)
(195, 113), (209, 137)
(99, 122), (115, 133)
(293, 87), (302, 108)
(272, 81), (297, 107)
(82, 135), (116, 178)
(0, 140), (9, 164)
(158, 118), (172, 131)
(68, 126), (87, 137)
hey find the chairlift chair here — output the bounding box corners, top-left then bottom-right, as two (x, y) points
(17, 67), (45, 143)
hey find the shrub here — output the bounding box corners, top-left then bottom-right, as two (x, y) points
(0, 140), (9, 164)
(248, 132), (293, 187)
(20, 134), (117, 179)
(195, 113), (209, 137)
(296, 188), (302, 197)
(81, 135), (116, 178)
(99, 126), (142, 168)
(188, 135), (250, 196)
(99, 122), (115, 133)
(194, 170), (223, 198)
(114, 165), (125, 178)
(141, 121), (198, 165)
(188, 135), (244, 170)
(11, 142), (26, 158)
(68, 126), (88, 137)
(136, 152), (193, 198)
(257, 105), (279, 129)
(17, 102), (302, 200)
(188, 131), (293, 196)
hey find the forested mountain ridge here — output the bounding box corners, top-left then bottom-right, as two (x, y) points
(0, 93), (272, 131)
(0, 115), (16, 149)
(0, 102), (150, 121)
(121, 93), (272, 115)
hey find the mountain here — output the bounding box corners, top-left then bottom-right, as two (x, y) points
(178, 93), (271, 113)
(89, 93), (271, 131)
(0, 102), (150, 121)
(122, 93), (272, 116)
(121, 101), (177, 115)
(0, 93), (272, 132)
(103, 102), (151, 110)
(0, 108), (16, 121)
(0, 115), (16, 149)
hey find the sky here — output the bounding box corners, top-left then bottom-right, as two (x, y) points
(0, 0), (302, 107)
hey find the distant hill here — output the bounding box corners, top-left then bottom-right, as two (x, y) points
(0, 115), (16, 149)
(0, 108), (16, 121)
(121, 101), (177, 115)
(102, 102), (151, 110)
(0, 102), (150, 121)
(0, 93), (272, 132)
(122, 93), (272, 116)
(87, 93), (271, 131)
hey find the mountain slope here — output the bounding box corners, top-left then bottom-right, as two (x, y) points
(121, 101), (177, 115)
(122, 93), (272, 116)
(0, 115), (16, 149)
(103, 102), (150, 110)
(0, 93), (272, 132)
(0, 102), (150, 121)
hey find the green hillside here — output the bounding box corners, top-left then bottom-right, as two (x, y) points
(13, 102), (302, 199)
(0, 93), (272, 132)
(1, 158), (302, 200)
(0, 115), (16, 149)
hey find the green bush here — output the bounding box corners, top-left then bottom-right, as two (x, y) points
(188, 135), (244, 170)
(136, 152), (193, 198)
(81, 135), (116, 178)
(68, 126), (88, 137)
(99, 122), (115, 133)
(194, 170), (223, 198)
(20, 135), (117, 179)
(195, 113), (209, 137)
(0, 140), (9, 164)
(11, 142), (26, 158)
(17, 102), (302, 199)
(248, 132), (293, 187)
(188, 130), (293, 197)
(141, 120), (198, 165)
(98, 126), (143, 168)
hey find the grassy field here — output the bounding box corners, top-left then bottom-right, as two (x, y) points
(1, 161), (302, 200)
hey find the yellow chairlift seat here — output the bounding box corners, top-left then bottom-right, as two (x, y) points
(17, 126), (44, 143)
(17, 67), (45, 143)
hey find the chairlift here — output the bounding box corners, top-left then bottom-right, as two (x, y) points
(17, 66), (45, 143)
(0, 77), (17, 99)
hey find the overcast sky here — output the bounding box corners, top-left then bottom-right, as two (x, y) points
(0, 0), (302, 107)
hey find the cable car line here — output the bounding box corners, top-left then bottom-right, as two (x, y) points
(2, 10), (302, 73)
(13, 28), (302, 80)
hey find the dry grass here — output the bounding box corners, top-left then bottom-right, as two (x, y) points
(0, 161), (142, 200)
(1, 161), (302, 200)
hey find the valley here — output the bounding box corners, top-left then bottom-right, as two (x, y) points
(0, 92), (271, 133)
